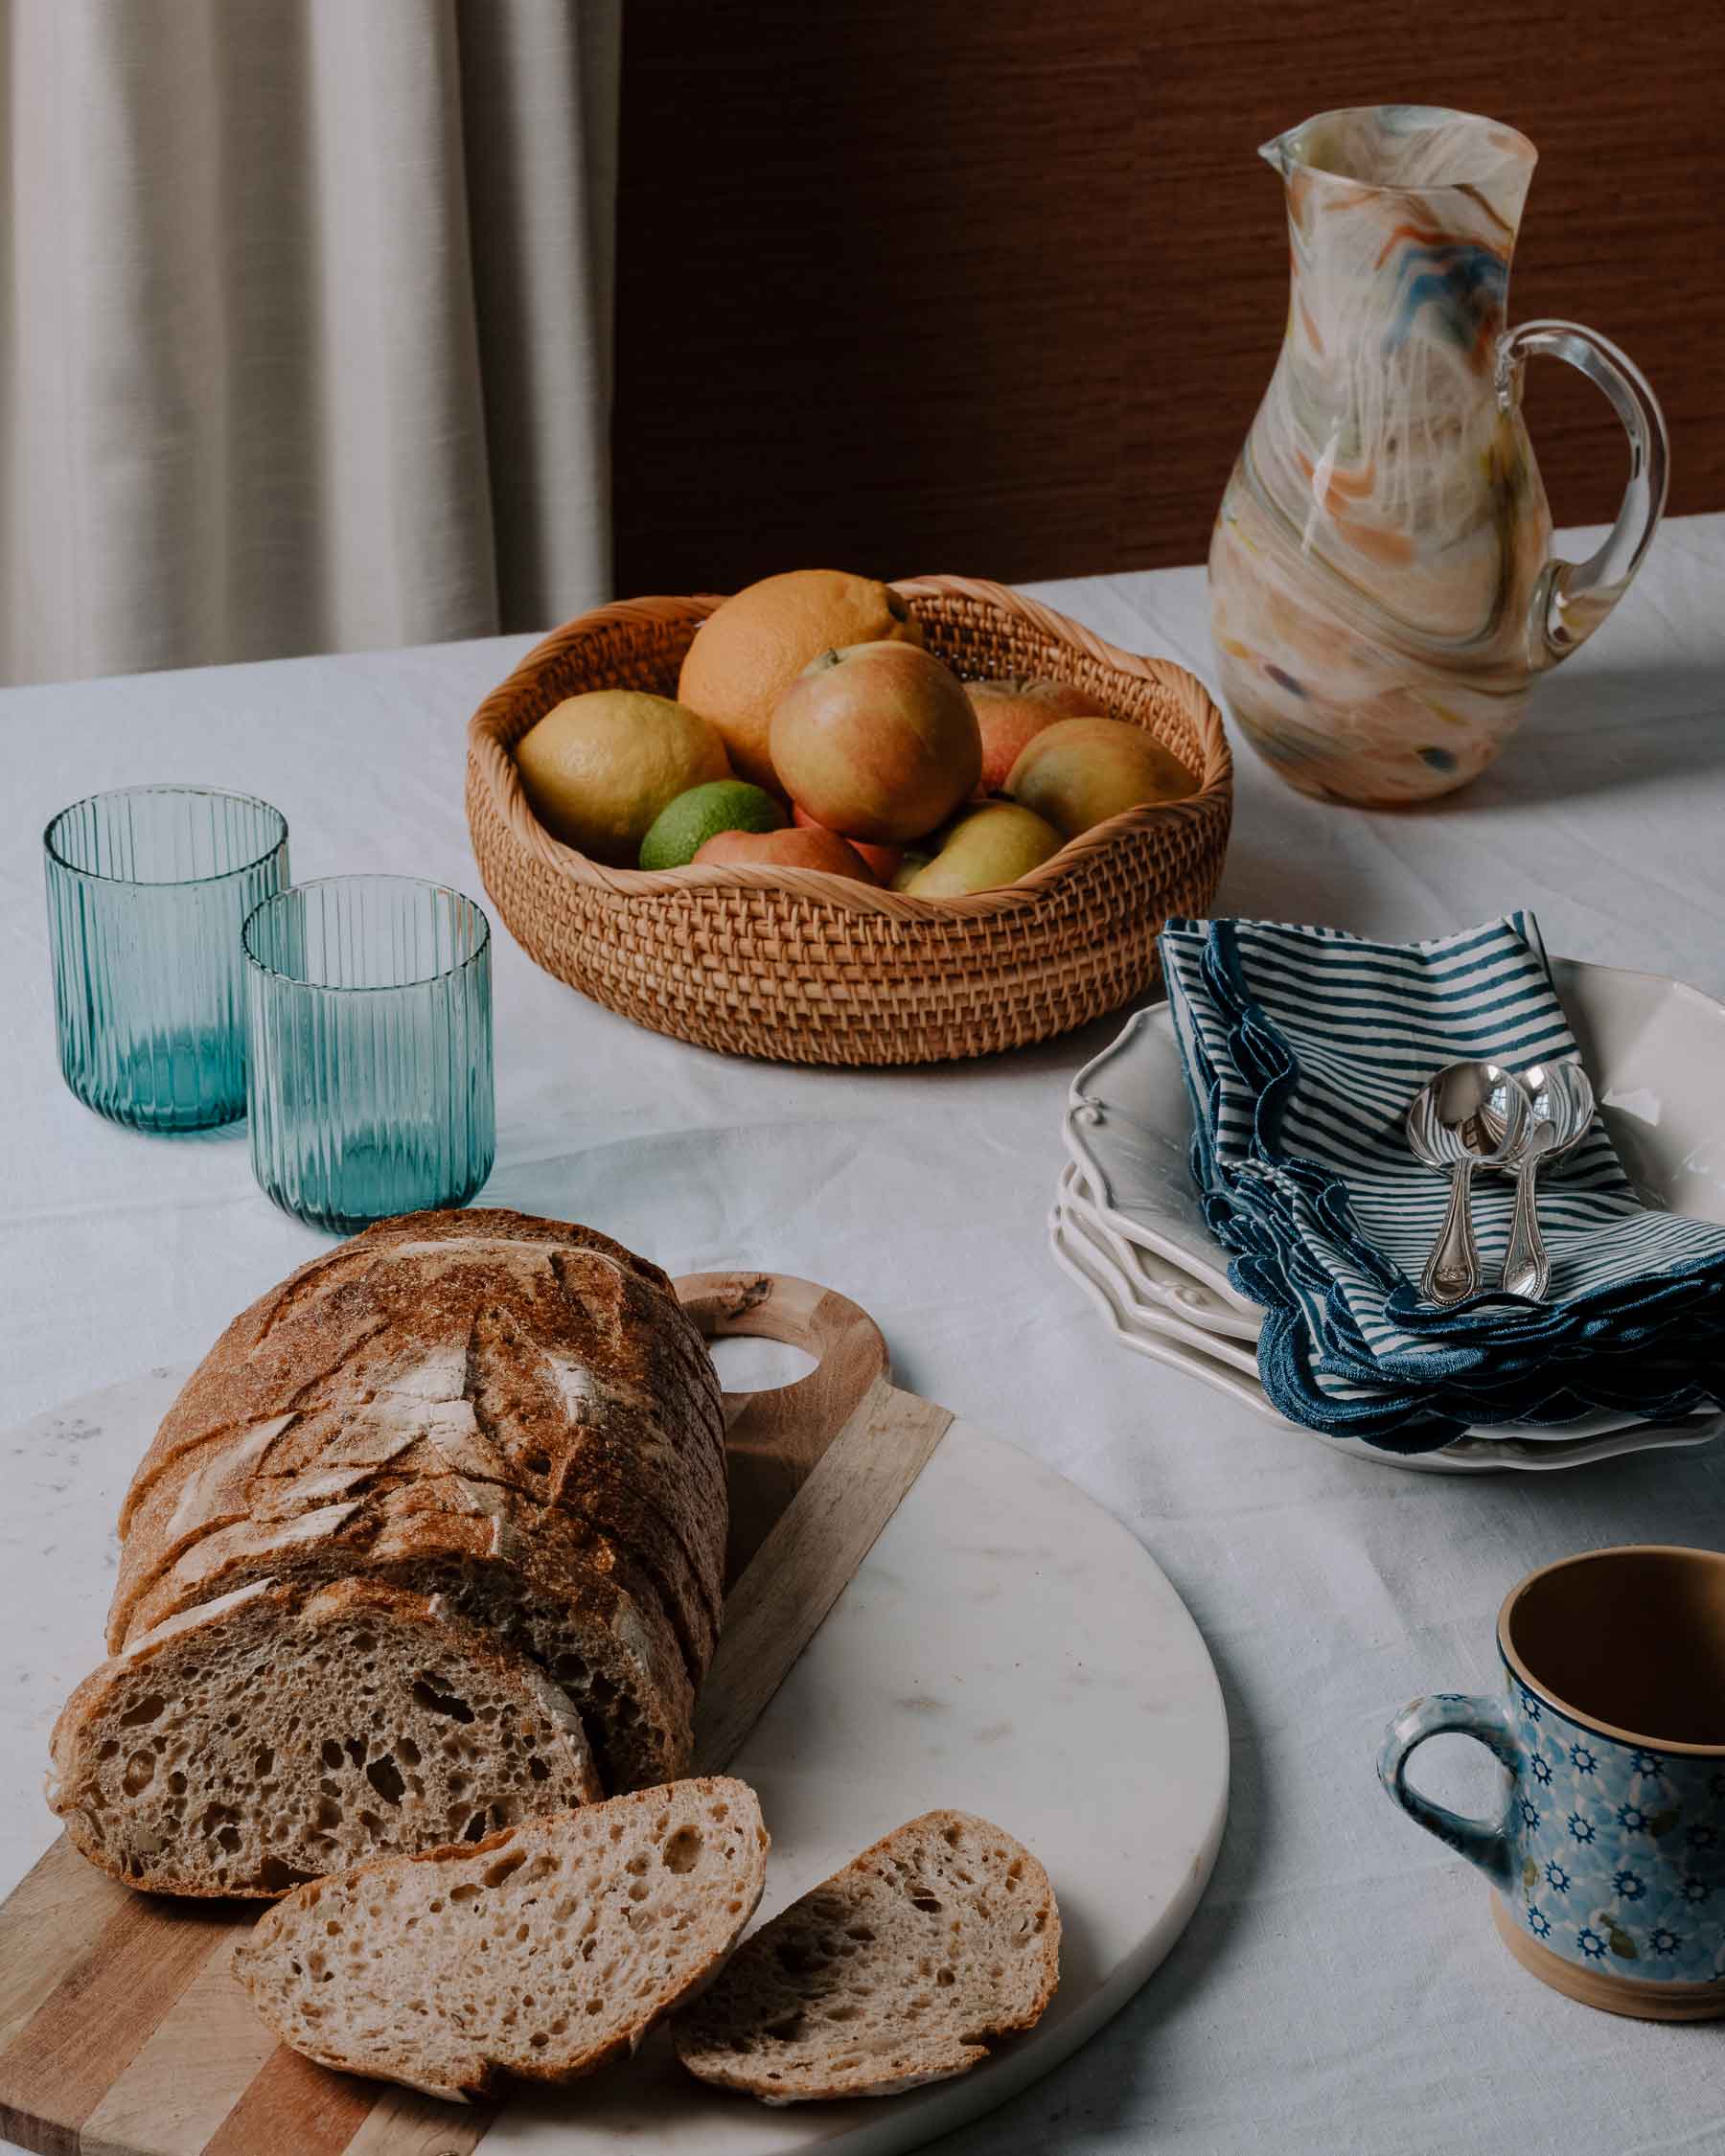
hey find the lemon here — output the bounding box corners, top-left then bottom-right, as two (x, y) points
(638, 780), (788, 870)
(514, 692), (731, 866)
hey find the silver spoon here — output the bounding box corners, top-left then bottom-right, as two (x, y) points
(1406, 1063), (1530, 1305)
(1496, 1061), (1596, 1300)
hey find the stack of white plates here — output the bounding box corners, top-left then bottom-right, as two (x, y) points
(1053, 956), (1725, 1477)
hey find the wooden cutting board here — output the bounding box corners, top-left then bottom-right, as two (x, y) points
(0, 1273), (950, 2156)
(0, 1273), (1230, 2156)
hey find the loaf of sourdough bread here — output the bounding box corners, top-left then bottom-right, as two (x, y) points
(102, 1210), (726, 1797)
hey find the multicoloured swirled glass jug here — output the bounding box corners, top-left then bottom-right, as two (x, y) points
(1209, 105), (1668, 805)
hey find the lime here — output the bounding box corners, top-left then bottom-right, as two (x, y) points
(638, 780), (788, 870)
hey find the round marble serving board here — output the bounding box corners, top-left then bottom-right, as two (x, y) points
(0, 1358), (1229, 2156)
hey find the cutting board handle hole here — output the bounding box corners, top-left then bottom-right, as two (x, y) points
(676, 1273), (891, 1416)
(706, 1336), (818, 1394)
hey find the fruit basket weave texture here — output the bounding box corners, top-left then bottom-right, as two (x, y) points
(465, 575), (1232, 1067)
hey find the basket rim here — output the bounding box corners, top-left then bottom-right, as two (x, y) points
(466, 573), (1232, 919)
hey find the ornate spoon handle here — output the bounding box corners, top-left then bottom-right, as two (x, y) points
(1422, 1161), (1480, 1305)
(1501, 1161), (1552, 1300)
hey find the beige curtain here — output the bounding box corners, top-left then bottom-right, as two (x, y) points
(1, 0), (619, 686)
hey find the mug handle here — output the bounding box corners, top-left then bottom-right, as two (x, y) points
(1377, 1692), (1524, 1893)
(1495, 319), (1669, 665)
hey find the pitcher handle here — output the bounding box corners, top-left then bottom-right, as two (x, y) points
(1496, 319), (1669, 664)
(1377, 1692), (1524, 1893)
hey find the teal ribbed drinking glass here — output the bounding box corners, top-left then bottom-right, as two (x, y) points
(243, 876), (495, 1231)
(44, 786), (289, 1130)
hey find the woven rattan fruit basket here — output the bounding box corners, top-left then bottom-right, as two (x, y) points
(465, 575), (1231, 1066)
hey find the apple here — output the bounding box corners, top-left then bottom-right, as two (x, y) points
(692, 826), (880, 883)
(791, 802), (903, 883)
(967, 677), (1109, 795)
(899, 802), (1065, 897)
(769, 642), (981, 844)
(1006, 717), (1196, 837)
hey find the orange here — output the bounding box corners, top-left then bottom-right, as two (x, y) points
(677, 569), (923, 791)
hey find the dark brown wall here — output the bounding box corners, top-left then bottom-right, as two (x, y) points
(612, 3), (1724, 594)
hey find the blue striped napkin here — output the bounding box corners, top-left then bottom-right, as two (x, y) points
(1160, 913), (1725, 1451)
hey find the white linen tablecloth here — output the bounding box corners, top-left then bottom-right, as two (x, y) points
(4, 517), (1724, 2154)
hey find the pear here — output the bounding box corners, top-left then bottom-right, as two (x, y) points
(900, 802), (1064, 897)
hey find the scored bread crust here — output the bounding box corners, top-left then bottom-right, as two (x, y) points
(202, 1267), (730, 1613)
(113, 1434), (720, 1684)
(121, 1478), (697, 1792)
(117, 1210), (725, 1539)
(49, 1578), (606, 1897)
(673, 1810), (1061, 2102)
(231, 1778), (770, 2101)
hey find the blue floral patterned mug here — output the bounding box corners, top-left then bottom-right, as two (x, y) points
(1380, 1546), (1725, 2019)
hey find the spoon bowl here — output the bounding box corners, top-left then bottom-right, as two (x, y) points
(1407, 1062), (1530, 1303)
(1499, 1059), (1597, 1299)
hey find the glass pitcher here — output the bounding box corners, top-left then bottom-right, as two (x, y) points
(1209, 104), (1668, 806)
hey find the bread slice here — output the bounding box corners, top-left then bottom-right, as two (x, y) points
(674, 1811), (1060, 2102)
(231, 1778), (770, 2101)
(121, 1479), (696, 1793)
(49, 1579), (603, 1896)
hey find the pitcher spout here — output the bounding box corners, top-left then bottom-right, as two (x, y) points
(1254, 106), (1537, 232)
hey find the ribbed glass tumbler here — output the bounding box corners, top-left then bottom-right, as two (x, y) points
(243, 876), (495, 1232)
(44, 786), (288, 1130)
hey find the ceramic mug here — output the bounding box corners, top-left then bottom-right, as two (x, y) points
(1379, 1546), (1725, 2019)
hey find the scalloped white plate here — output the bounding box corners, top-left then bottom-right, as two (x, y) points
(1062, 955), (1725, 1295)
(1056, 1167), (1260, 1374)
(1047, 1203), (1724, 1477)
(1059, 1166), (1262, 1342)
(1055, 949), (1725, 1477)
(1055, 1160), (1659, 1448)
